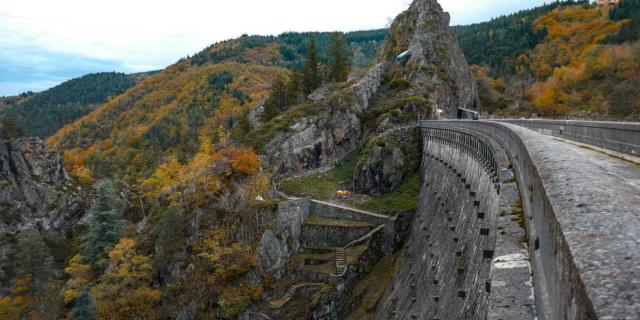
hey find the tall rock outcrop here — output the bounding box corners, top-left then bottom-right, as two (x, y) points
(382, 0), (478, 118)
(266, 0), (477, 176)
(0, 138), (87, 285)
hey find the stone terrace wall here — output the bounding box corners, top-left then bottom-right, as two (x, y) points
(497, 119), (640, 156)
(426, 120), (640, 320)
(310, 199), (390, 225)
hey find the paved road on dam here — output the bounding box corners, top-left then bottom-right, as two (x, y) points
(527, 128), (640, 220)
(505, 122), (640, 318)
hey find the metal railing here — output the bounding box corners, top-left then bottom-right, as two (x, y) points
(421, 126), (499, 178)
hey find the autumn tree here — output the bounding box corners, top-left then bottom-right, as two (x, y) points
(328, 32), (351, 82)
(10, 229), (57, 318)
(141, 158), (182, 203)
(192, 228), (258, 299)
(81, 179), (126, 271)
(62, 253), (92, 305)
(232, 111), (252, 145)
(0, 277), (31, 319)
(225, 147), (260, 175)
(303, 40), (322, 94)
(92, 238), (160, 320)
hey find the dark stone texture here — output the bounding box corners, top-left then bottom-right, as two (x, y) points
(354, 126), (422, 195)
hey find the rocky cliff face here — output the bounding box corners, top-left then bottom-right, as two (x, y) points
(382, 0), (478, 117)
(0, 138), (87, 283)
(354, 126), (422, 195)
(266, 63), (385, 176)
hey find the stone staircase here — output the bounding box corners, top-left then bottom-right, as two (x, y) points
(254, 198), (395, 318)
(254, 283), (324, 319)
(335, 248), (347, 275)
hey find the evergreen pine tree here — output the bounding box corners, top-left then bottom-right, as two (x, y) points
(285, 68), (304, 105)
(328, 32), (351, 82)
(303, 40), (321, 95)
(81, 179), (126, 270)
(233, 111), (252, 145)
(262, 75), (288, 121)
(0, 112), (24, 140)
(15, 229), (51, 291)
(71, 286), (96, 320)
(151, 205), (185, 269)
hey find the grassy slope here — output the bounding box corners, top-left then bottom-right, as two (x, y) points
(346, 250), (405, 319)
(280, 148), (421, 214)
(354, 174), (421, 214)
(280, 150), (361, 199)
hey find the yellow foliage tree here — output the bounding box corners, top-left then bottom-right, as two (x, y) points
(92, 238), (160, 320)
(62, 254), (92, 304)
(0, 276), (32, 320)
(193, 228), (256, 293)
(141, 158), (183, 201)
(529, 5), (623, 78)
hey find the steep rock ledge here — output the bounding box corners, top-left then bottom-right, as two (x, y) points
(266, 63), (385, 177)
(0, 138), (88, 285)
(354, 126), (422, 195)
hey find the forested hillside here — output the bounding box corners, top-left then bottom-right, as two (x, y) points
(0, 28), (388, 319)
(453, 1), (585, 76)
(0, 72), (152, 138)
(454, 0), (640, 119)
(1, 0), (638, 318)
(189, 29), (387, 68)
(0, 30), (386, 142)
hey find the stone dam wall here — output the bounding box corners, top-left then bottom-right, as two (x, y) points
(376, 125), (536, 319)
(497, 119), (640, 156)
(408, 120), (640, 319)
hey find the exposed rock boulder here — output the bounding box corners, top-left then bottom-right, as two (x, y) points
(248, 98), (266, 129)
(381, 0), (478, 117)
(267, 108), (361, 176)
(354, 126), (422, 195)
(0, 138), (87, 284)
(343, 63), (386, 112)
(252, 198), (310, 280)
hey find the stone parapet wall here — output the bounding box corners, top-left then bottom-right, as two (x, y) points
(497, 119), (640, 156)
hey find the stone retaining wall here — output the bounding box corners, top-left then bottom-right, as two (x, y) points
(301, 224), (372, 248)
(310, 199), (389, 225)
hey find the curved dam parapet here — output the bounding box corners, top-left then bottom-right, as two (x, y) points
(496, 119), (640, 156)
(376, 120), (640, 320)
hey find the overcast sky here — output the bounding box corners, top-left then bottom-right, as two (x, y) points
(0, 0), (551, 96)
